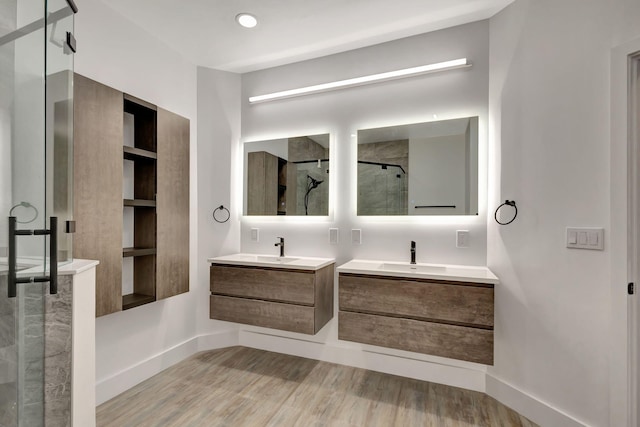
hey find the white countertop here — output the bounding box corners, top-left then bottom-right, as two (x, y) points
(57, 259), (100, 275)
(336, 259), (499, 284)
(1, 258), (100, 277)
(208, 253), (335, 271)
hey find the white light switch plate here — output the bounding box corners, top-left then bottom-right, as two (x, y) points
(566, 227), (604, 250)
(250, 228), (259, 242)
(329, 228), (339, 245)
(351, 229), (362, 245)
(456, 230), (469, 248)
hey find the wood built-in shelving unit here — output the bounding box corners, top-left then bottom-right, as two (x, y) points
(122, 94), (157, 311)
(74, 73), (191, 317)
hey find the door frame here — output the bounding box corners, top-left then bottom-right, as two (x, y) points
(612, 37), (640, 427)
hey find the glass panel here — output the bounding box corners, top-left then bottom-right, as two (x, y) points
(47, 0), (75, 265)
(357, 162), (407, 215)
(0, 0), (74, 425)
(0, 0), (47, 423)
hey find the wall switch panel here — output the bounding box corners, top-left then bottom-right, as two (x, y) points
(351, 229), (362, 245)
(456, 230), (470, 248)
(566, 227), (604, 250)
(329, 228), (339, 245)
(250, 228), (259, 242)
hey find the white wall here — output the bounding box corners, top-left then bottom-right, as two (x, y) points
(74, 0), (201, 404)
(195, 66), (242, 337)
(240, 20), (490, 267)
(488, 1), (640, 426)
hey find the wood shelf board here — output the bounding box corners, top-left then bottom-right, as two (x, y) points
(122, 247), (157, 257)
(123, 146), (157, 160)
(123, 293), (156, 310)
(123, 199), (156, 207)
(124, 93), (157, 111)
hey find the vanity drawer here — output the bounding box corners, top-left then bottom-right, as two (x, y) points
(210, 295), (315, 334)
(339, 274), (494, 328)
(211, 265), (315, 305)
(339, 311), (493, 365)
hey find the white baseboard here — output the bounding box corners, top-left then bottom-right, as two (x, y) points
(238, 329), (487, 392)
(486, 374), (589, 427)
(95, 329), (238, 405)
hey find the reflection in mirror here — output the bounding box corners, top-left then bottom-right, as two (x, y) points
(357, 117), (478, 216)
(244, 134), (330, 216)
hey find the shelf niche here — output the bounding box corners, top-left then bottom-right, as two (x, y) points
(122, 95), (157, 309)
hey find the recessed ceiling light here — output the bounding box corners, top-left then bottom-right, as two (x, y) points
(236, 13), (258, 28)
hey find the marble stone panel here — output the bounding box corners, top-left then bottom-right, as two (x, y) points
(44, 275), (72, 427)
(0, 272), (17, 427)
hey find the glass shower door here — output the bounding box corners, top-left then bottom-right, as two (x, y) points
(0, 0), (75, 425)
(357, 161), (407, 215)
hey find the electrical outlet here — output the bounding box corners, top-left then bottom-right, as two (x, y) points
(329, 228), (339, 245)
(250, 228), (259, 242)
(456, 230), (469, 248)
(351, 229), (361, 245)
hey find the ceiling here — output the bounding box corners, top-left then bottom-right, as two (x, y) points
(101, 0), (512, 73)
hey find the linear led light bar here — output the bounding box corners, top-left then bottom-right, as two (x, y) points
(249, 58), (470, 104)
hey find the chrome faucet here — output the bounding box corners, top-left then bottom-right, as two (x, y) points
(410, 241), (416, 264)
(275, 237), (285, 257)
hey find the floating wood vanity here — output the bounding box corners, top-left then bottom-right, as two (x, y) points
(208, 254), (335, 335)
(337, 260), (497, 365)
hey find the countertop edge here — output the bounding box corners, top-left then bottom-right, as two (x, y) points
(208, 254), (335, 271)
(336, 260), (499, 285)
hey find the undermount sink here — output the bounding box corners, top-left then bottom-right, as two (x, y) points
(380, 262), (447, 274)
(255, 256), (299, 263)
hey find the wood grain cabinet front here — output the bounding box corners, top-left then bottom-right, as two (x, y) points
(73, 74), (190, 316)
(210, 264), (334, 335)
(338, 273), (494, 365)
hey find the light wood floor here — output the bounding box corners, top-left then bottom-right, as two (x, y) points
(97, 346), (538, 427)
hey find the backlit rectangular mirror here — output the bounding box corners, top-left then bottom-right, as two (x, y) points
(357, 117), (478, 216)
(244, 134), (330, 216)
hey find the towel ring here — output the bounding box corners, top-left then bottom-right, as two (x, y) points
(494, 200), (517, 225)
(9, 201), (39, 224)
(213, 205), (230, 223)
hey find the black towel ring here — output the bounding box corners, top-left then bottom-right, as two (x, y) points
(9, 201), (39, 224)
(213, 205), (230, 223)
(494, 200), (517, 225)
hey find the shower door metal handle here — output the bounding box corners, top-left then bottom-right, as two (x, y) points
(50, 217), (57, 294)
(7, 216), (58, 298)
